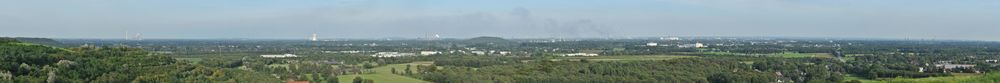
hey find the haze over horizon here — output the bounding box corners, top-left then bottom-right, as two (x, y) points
(2, 0), (998, 40)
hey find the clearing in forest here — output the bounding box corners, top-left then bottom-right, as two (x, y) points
(337, 62), (433, 83)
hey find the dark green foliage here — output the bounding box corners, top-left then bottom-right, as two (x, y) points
(708, 72), (775, 83)
(363, 79), (374, 83)
(362, 63), (375, 69)
(352, 77), (363, 83)
(844, 54), (952, 79)
(847, 80), (862, 83)
(431, 55), (530, 67)
(11, 37), (66, 47)
(329, 75), (339, 83)
(391, 67), (397, 74)
(405, 65), (412, 75)
(200, 58), (244, 68)
(0, 38), (17, 43)
(0, 41), (280, 82)
(751, 58), (845, 83)
(421, 58), (776, 83)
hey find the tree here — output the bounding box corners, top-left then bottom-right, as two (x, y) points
(405, 65), (412, 75)
(391, 68), (397, 74)
(328, 75), (339, 83)
(363, 79), (374, 83)
(352, 77), (363, 83)
(362, 63), (375, 69)
(91, 73), (128, 83)
(847, 80), (862, 83)
(708, 73), (736, 83)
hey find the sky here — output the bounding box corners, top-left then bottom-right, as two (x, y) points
(1, 0), (999, 40)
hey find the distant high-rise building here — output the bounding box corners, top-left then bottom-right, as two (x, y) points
(124, 31), (129, 40)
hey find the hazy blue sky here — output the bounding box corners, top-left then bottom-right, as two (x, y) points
(1, 0), (999, 40)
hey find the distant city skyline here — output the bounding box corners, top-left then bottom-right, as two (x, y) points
(2, 0), (999, 41)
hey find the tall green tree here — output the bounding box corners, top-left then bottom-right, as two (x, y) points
(405, 65), (412, 75)
(352, 77), (363, 83)
(391, 67), (397, 74)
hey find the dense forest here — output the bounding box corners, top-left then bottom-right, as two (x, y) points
(419, 58), (778, 83)
(0, 38), (280, 82)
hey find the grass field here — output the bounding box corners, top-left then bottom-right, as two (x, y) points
(843, 73), (985, 83)
(337, 62), (433, 83)
(689, 52), (833, 58)
(878, 75), (978, 83)
(174, 58), (204, 62)
(553, 55), (699, 61)
(776, 53), (834, 58)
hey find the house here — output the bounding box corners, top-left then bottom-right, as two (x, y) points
(285, 79), (308, 83)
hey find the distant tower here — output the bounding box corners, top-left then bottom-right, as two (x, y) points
(124, 31), (129, 40)
(434, 34), (441, 39)
(310, 33), (318, 41)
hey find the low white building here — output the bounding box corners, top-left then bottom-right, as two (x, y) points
(561, 53), (599, 57)
(646, 42), (659, 46)
(935, 64), (976, 69)
(261, 54), (299, 58)
(372, 52), (417, 57)
(499, 51), (512, 55)
(678, 43), (708, 48)
(420, 51), (442, 55)
(471, 51), (487, 55)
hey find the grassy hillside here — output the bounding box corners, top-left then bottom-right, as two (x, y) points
(4, 37), (67, 47)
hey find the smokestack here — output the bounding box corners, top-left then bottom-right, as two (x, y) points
(124, 31), (129, 40)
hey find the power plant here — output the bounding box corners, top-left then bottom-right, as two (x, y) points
(124, 31), (142, 40)
(310, 33), (318, 41)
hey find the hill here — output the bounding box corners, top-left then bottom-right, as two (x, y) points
(463, 36), (517, 47)
(1, 37), (66, 47)
(465, 36), (511, 43)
